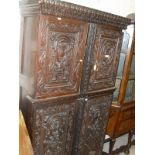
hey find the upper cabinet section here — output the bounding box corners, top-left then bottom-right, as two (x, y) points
(36, 15), (88, 98)
(88, 25), (123, 92)
(19, 0), (131, 99)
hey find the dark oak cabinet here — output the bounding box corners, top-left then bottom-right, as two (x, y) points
(19, 1), (130, 154)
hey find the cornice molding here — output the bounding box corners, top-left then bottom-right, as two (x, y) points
(19, 0), (131, 29)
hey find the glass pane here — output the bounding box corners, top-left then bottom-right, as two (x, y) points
(125, 80), (135, 102)
(121, 31), (130, 53)
(132, 81), (135, 101)
(117, 53), (126, 78)
(129, 54), (135, 79)
(113, 79), (121, 101)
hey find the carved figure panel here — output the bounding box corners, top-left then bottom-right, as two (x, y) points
(89, 26), (123, 91)
(32, 100), (77, 155)
(36, 15), (88, 98)
(78, 94), (112, 155)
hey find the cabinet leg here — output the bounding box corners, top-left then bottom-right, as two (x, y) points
(109, 138), (116, 155)
(124, 130), (134, 154)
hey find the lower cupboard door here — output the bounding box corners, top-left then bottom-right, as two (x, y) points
(32, 99), (77, 155)
(77, 94), (112, 155)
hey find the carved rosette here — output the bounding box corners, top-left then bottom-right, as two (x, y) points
(33, 101), (77, 155)
(89, 27), (123, 91)
(78, 94), (113, 155)
(36, 15), (88, 98)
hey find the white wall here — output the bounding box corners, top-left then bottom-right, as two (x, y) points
(62, 0), (134, 17)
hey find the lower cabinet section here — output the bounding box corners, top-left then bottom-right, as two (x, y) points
(26, 93), (113, 155)
(27, 96), (78, 155)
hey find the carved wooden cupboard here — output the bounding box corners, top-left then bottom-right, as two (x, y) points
(105, 23), (135, 154)
(19, 0), (130, 155)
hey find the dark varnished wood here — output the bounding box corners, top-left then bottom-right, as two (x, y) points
(109, 138), (116, 155)
(19, 1), (130, 154)
(36, 15), (88, 98)
(88, 25), (123, 92)
(124, 130), (135, 154)
(20, 15), (88, 99)
(26, 95), (78, 155)
(106, 106), (120, 138)
(77, 94), (113, 155)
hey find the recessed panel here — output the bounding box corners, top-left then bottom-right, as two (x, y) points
(33, 99), (77, 155)
(89, 26), (123, 91)
(78, 95), (112, 155)
(36, 15), (88, 98)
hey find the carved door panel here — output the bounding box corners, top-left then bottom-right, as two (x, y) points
(36, 15), (88, 98)
(31, 98), (78, 155)
(88, 25), (123, 92)
(77, 94), (113, 155)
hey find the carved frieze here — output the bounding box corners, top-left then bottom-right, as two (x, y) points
(20, 0), (131, 29)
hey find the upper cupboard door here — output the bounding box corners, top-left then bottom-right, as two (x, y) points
(36, 15), (88, 98)
(88, 25), (123, 92)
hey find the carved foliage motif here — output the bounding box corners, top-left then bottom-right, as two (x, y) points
(78, 94), (112, 155)
(36, 16), (87, 98)
(33, 101), (77, 155)
(89, 27), (123, 91)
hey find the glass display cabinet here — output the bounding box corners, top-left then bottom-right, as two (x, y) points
(104, 23), (135, 155)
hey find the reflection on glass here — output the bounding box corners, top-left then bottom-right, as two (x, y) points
(121, 31), (130, 53)
(113, 26), (135, 103)
(129, 54), (135, 79)
(125, 80), (135, 102)
(132, 83), (135, 101)
(113, 79), (121, 101)
(117, 53), (126, 78)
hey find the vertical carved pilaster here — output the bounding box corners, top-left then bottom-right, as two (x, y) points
(80, 23), (97, 95)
